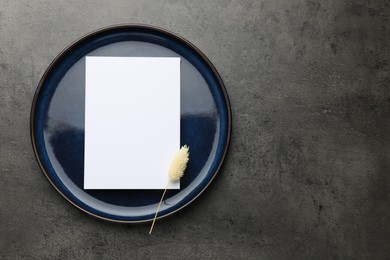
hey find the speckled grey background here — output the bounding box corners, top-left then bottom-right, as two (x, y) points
(1, 0), (390, 259)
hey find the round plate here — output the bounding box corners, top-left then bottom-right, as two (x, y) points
(31, 24), (231, 223)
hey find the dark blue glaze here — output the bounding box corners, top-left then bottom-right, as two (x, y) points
(31, 25), (231, 222)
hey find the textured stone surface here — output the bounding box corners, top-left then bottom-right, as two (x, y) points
(1, 0), (390, 259)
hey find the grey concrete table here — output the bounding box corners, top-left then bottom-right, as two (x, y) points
(1, 1), (389, 259)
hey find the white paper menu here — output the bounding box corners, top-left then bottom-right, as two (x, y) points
(84, 57), (180, 189)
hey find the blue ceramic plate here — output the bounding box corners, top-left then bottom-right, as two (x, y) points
(31, 24), (231, 223)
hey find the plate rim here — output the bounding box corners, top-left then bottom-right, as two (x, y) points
(30, 23), (232, 223)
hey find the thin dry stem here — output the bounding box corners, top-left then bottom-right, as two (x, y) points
(149, 182), (169, 234)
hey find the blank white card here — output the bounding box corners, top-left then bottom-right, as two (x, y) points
(84, 57), (180, 189)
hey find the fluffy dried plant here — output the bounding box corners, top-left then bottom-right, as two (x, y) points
(149, 145), (189, 234)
